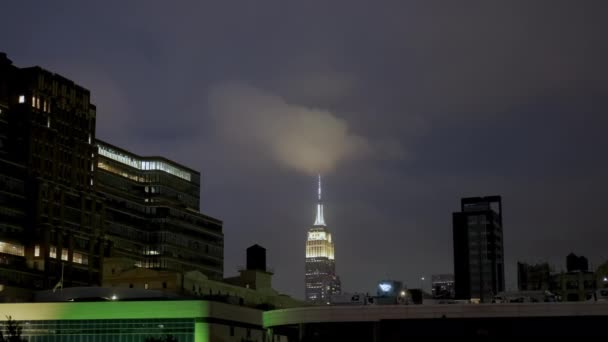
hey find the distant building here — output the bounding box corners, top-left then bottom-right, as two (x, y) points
(375, 280), (407, 305)
(566, 252), (588, 272)
(96, 140), (223, 280)
(377, 280), (404, 297)
(550, 254), (596, 302)
(105, 244), (303, 310)
(453, 196), (505, 302)
(330, 292), (368, 305)
(517, 262), (551, 291)
(431, 274), (455, 299)
(305, 175), (341, 304)
(550, 271), (596, 302)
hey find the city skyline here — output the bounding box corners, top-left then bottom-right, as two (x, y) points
(1, 1), (608, 299)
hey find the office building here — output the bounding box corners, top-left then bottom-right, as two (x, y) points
(305, 175), (341, 304)
(453, 196), (505, 302)
(431, 274), (455, 299)
(0, 53), (223, 298)
(0, 52), (106, 290)
(0, 300), (286, 342)
(517, 262), (551, 291)
(550, 253), (596, 302)
(96, 140), (223, 280)
(264, 302), (608, 339)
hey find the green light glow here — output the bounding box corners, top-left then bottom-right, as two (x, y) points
(194, 321), (210, 342)
(0, 300), (210, 321)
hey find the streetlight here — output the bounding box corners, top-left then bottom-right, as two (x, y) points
(420, 276), (425, 291)
(603, 277), (607, 282)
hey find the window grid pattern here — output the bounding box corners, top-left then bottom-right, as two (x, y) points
(10, 318), (194, 342)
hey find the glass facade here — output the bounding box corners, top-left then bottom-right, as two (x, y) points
(98, 144), (192, 182)
(13, 318), (194, 342)
(96, 140), (223, 280)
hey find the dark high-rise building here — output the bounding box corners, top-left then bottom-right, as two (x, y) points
(566, 253), (589, 272)
(305, 175), (341, 304)
(453, 196), (505, 302)
(517, 262), (551, 291)
(96, 140), (223, 280)
(0, 53), (106, 290)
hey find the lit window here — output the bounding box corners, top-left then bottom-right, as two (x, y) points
(73, 252), (88, 265)
(47, 117), (50, 128)
(90, 178), (94, 186)
(88, 134), (91, 144)
(0, 241), (25, 257)
(145, 283), (149, 289)
(61, 248), (68, 261)
(18, 95), (25, 103)
(31, 96), (36, 107)
(36, 97), (40, 109)
(34, 244), (40, 257)
(49, 246), (57, 259)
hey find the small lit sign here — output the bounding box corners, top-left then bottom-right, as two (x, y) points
(379, 283), (392, 292)
(308, 232), (327, 241)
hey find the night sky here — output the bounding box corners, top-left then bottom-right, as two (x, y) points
(2, 1), (607, 299)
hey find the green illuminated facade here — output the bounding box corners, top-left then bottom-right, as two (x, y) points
(0, 300), (270, 342)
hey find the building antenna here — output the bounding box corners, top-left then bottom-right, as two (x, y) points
(318, 173), (322, 201)
(313, 174), (326, 226)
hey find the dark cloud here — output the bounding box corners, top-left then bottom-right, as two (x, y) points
(1, 0), (607, 298)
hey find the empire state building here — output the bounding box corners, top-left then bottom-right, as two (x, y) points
(305, 175), (341, 304)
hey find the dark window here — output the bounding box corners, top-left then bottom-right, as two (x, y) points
(247, 328), (251, 338)
(162, 282), (167, 289)
(129, 283), (133, 288)
(230, 326), (234, 336)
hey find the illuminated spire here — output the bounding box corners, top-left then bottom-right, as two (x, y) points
(314, 174), (326, 226)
